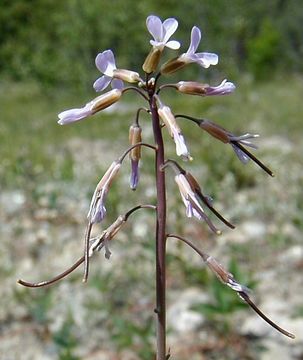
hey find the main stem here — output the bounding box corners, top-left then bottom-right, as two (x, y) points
(149, 93), (167, 359)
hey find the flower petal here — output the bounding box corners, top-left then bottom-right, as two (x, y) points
(111, 78), (124, 90)
(93, 75), (112, 92)
(130, 159), (139, 190)
(186, 26), (201, 55)
(146, 15), (163, 42)
(58, 105), (92, 125)
(162, 18), (178, 43)
(95, 50), (116, 76)
(88, 189), (107, 223)
(172, 129), (191, 160)
(205, 79), (236, 96)
(231, 144), (250, 164)
(195, 52), (219, 67)
(165, 40), (181, 50)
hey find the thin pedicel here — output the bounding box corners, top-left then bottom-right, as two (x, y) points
(18, 14), (294, 360)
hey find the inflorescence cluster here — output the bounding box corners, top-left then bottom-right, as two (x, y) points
(19, 15), (294, 356)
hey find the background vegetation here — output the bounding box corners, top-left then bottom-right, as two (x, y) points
(1, 0), (302, 88)
(0, 1), (302, 359)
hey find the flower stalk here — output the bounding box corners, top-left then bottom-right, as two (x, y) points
(149, 93), (168, 360)
(18, 14), (294, 360)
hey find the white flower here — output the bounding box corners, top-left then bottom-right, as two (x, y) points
(93, 50), (124, 92)
(175, 173), (221, 234)
(180, 26), (218, 68)
(58, 89), (122, 125)
(146, 15), (180, 50)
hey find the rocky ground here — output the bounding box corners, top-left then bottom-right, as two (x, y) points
(0, 129), (302, 360)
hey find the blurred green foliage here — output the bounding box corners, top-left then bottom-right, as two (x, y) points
(0, 0), (302, 88)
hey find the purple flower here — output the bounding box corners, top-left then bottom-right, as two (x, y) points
(87, 161), (121, 224)
(180, 26), (218, 68)
(176, 79), (236, 96)
(175, 173), (221, 234)
(203, 79), (236, 96)
(58, 89), (123, 125)
(146, 15), (180, 50)
(171, 127), (191, 160)
(93, 50), (124, 92)
(58, 103), (93, 125)
(199, 120), (259, 164)
(130, 159), (139, 190)
(229, 133), (259, 164)
(157, 103), (192, 161)
(88, 188), (107, 223)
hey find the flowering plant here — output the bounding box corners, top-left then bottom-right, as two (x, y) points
(19, 14), (294, 359)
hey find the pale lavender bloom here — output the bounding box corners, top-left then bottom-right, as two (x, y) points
(87, 161), (121, 224)
(58, 104), (93, 125)
(146, 15), (180, 50)
(175, 174), (221, 234)
(204, 79), (236, 96)
(88, 188), (107, 223)
(157, 103), (192, 161)
(171, 127), (191, 161)
(180, 26), (218, 68)
(130, 159), (139, 190)
(58, 89), (122, 125)
(94, 50), (124, 92)
(230, 133), (259, 164)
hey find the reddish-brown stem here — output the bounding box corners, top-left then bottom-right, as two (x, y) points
(17, 256), (85, 288)
(149, 92), (167, 360)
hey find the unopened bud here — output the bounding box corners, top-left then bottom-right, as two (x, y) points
(199, 120), (230, 143)
(142, 47), (162, 74)
(91, 89), (122, 113)
(129, 124), (142, 161)
(113, 69), (141, 83)
(160, 57), (187, 75)
(176, 81), (208, 95)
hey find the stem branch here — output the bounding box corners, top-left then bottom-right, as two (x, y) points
(150, 93), (167, 360)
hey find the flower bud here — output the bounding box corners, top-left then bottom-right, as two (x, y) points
(160, 57), (187, 75)
(176, 81), (208, 95)
(113, 69), (141, 83)
(129, 124), (142, 161)
(128, 123), (142, 190)
(91, 89), (123, 113)
(142, 47), (162, 74)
